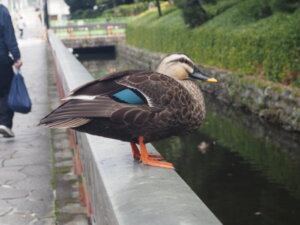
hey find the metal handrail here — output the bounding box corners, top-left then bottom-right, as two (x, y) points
(51, 22), (127, 30)
(51, 22), (126, 38)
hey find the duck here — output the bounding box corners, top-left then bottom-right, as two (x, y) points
(39, 53), (217, 169)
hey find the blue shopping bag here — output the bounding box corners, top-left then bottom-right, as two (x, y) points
(7, 69), (32, 114)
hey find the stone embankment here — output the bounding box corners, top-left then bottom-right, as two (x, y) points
(117, 44), (300, 132)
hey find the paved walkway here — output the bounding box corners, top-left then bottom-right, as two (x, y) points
(0, 7), (54, 225)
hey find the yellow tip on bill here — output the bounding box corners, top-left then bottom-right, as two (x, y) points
(207, 78), (218, 83)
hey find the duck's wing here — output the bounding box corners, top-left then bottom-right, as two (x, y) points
(39, 71), (187, 129)
(70, 70), (144, 96)
(70, 70), (183, 107)
(39, 95), (158, 129)
(40, 70), (148, 128)
(117, 72), (191, 108)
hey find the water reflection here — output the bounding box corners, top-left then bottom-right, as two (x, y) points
(154, 109), (300, 225)
(75, 47), (131, 78)
(78, 51), (300, 225)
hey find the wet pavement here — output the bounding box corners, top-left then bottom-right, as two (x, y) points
(0, 7), (54, 225)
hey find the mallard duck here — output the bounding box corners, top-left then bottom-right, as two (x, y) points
(40, 53), (217, 169)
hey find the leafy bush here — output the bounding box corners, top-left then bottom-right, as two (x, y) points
(203, 0), (242, 16)
(71, 9), (84, 19)
(69, 1), (148, 19)
(270, 0), (300, 13)
(72, 9), (103, 19)
(127, 1), (300, 86)
(65, 0), (96, 13)
(102, 2), (148, 17)
(236, 0), (272, 21)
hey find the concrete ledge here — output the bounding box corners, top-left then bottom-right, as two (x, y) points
(48, 30), (222, 225)
(62, 36), (125, 49)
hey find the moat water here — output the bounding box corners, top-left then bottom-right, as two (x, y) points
(77, 49), (300, 225)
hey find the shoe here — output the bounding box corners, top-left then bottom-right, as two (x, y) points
(0, 125), (15, 138)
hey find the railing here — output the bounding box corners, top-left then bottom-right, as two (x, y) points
(51, 23), (126, 38)
(48, 29), (222, 225)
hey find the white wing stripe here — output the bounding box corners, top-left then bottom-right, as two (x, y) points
(62, 95), (97, 101)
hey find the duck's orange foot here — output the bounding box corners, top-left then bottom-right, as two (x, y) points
(129, 136), (174, 169)
(130, 142), (164, 160)
(147, 153), (164, 160)
(141, 156), (174, 169)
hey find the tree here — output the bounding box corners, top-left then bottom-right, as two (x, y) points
(156, 0), (162, 17)
(65, 0), (96, 13)
(176, 0), (210, 28)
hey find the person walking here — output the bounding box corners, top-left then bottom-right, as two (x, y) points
(17, 16), (26, 38)
(0, 3), (23, 138)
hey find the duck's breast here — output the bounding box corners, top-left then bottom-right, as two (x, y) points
(142, 80), (206, 141)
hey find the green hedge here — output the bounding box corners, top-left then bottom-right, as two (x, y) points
(102, 2), (148, 17)
(126, 1), (300, 86)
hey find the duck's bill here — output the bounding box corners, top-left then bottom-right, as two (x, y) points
(206, 78), (218, 82)
(190, 72), (218, 82)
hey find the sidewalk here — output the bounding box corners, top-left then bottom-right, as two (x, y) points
(0, 7), (54, 225)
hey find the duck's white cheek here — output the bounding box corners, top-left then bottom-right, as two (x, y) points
(185, 65), (194, 74)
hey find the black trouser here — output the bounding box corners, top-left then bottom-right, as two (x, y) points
(19, 29), (23, 38)
(0, 62), (14, 128)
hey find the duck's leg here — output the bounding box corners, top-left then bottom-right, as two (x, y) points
(138, 136), (174, 169)
(130, 142), (140, 159)
(130, 142), (164, 160)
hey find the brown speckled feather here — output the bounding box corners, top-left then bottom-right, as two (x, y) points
(70, 70), (144, 96)
(40, 70), (205, 143)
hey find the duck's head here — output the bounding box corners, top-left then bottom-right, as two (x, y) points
(156, 53), (218, 82)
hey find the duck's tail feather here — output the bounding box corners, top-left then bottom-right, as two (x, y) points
(41, 118), (91, 129)
(39, 96), (122, 128)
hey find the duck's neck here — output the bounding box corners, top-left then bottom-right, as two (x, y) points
(179, 79), (206, 127)
(180, 80), (204, 101)
(181, 79), (205, 112)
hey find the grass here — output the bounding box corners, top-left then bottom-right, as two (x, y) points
(126, 0), (300, 87)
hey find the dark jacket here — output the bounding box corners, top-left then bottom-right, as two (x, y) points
(0, 4), (20, 64)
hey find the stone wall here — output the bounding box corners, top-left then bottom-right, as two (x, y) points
(117, 44), (163, 71)
(117, 44), (300, 132)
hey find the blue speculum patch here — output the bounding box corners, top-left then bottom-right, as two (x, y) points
(112, 89), (145, 104)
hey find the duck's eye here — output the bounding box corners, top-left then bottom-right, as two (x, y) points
(179, 58), (186, 63)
